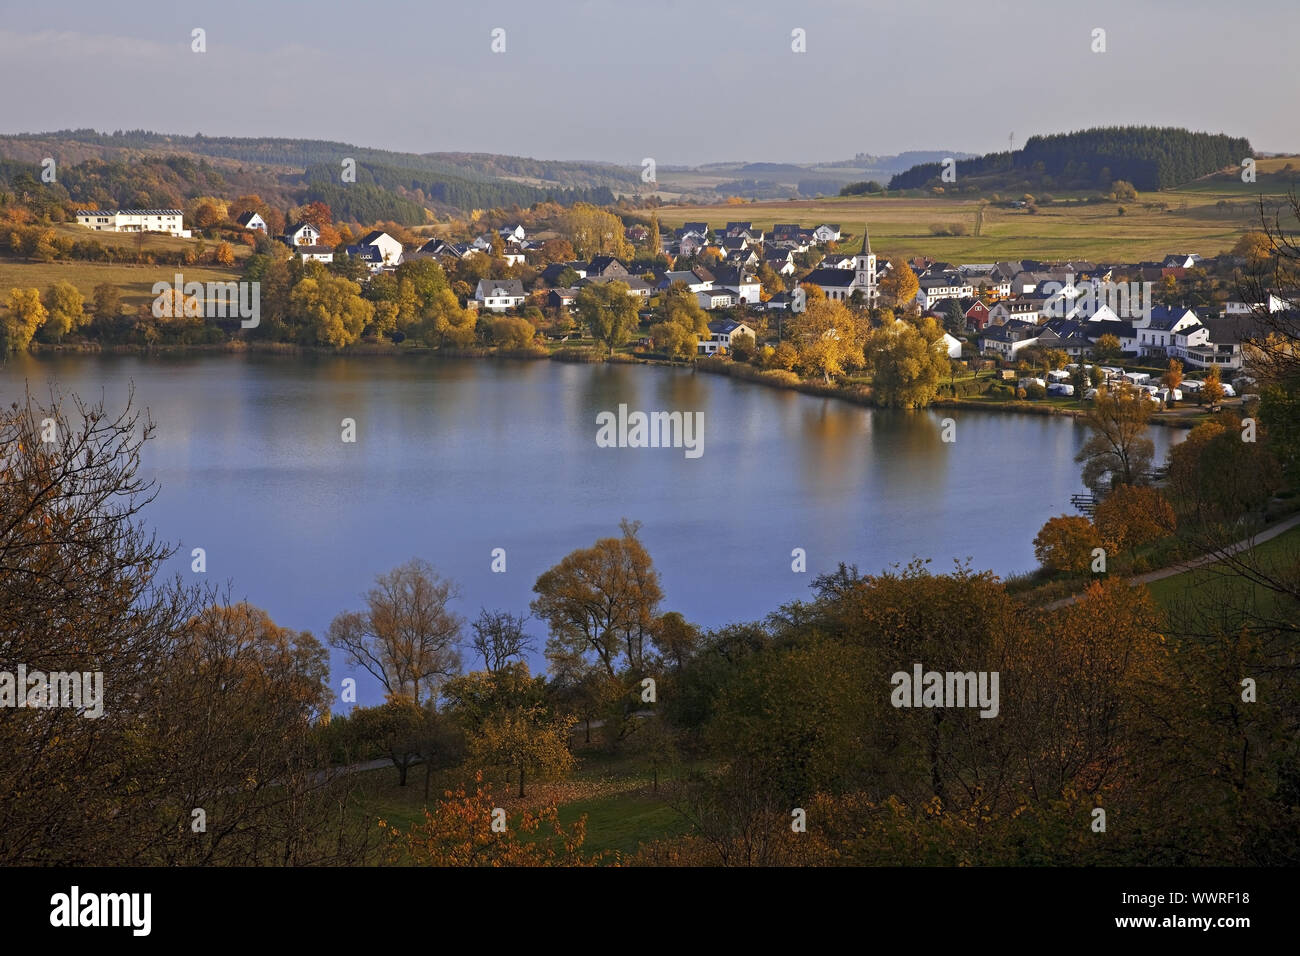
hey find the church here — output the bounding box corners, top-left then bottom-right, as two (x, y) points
(798, 225), (878, 305)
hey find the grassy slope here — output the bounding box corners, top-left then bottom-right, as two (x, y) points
(0, 224), (251, 309)
(1145, 523), (1300, 616)
(348, 748), (692, 864)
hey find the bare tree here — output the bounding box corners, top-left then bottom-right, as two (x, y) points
(1074, 385), (1156, 495)
(328, 559), (464, 705)
(470, 608), (534, 675)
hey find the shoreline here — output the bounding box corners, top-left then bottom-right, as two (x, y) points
(12, 340), (1206, 427)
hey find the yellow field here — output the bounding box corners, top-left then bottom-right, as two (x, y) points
(0, 259), (244, 310)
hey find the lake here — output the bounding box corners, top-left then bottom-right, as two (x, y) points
(2, 353), (1181, 705)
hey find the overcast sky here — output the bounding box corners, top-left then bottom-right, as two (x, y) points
(1, 0), (1295, 166)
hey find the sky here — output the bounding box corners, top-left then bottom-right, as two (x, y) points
(0, 0), (1296, 166)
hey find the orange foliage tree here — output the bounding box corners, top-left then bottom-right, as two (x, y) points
(1033, 514), (1102, 573)
(382, 772), (593, 866)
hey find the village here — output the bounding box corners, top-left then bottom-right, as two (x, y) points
(66, 204), (1281, 409)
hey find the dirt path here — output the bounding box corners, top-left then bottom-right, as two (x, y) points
(1043, 511), (1300, 610)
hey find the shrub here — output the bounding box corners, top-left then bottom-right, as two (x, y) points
(1025, 383), (1046, 399)
(1033, 515), (1102, 573)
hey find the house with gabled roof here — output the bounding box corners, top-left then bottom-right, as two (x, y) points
(474, 278), (527, 312)
(698, 319), (755, 355)
(979, 320), (1040, 358)
(284, 222), (320, 246)
(1135, 306), (1203, 358)
(236, 211), (267, 233)
(587, 256), (629, 278)
(355, 230), (404, 268)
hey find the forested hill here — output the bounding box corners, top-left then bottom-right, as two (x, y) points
(0, 130), (625, 221)
(888, 127), (1253, 192)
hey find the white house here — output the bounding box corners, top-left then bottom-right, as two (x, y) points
(940, 332), (962, 359)
(1135, 306), (1201, 358)
(916, 274), (974, 310)
(698, 319), (755, 355)
(294, 246), (334, 264)
(987, 296), (1044, 326)
(659, 270), (713, 293)
(284, 222), (320, 246)
(697, 288), (737, 310)
(979, 320), (1040, 358)
(236, 211), (267, 233)
(498, 224), (526, 242)
(474, 278), (527, 312)
(356, 230), (404, 267)
(76, 208), (191, 238)
(812, 224), (842, 243)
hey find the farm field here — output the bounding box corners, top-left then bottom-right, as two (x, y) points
(655, 157), (1300, 262)
(0, 259), (244, 311)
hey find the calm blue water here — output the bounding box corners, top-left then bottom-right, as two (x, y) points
(2, 353), (1180, 706)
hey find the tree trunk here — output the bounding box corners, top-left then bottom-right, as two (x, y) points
(423, 757), (432, 802)
(397, 758), (408, 787)
(584, 717), (591, 744)
(518, 761), (526, 798)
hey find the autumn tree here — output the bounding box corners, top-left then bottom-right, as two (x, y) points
(650, 320), (697, 361)
(0, 392), (370, 865)
(1165, 420), (1283, 529)
(3, 287), (46, 351)
(537, 238), (576, 264)
(1092, 333), (1123, 363)
(1161, 358), (1184, 404)
(560, 203), (630, 260)
(878, 257), (920, 309)
(91, 282), (122, 322)
(472, 704), (576, 797)
(575, 281), (639, 355)
(865, 315), (950, 407)
(1202, 364), (1226, 408)
(349, 697), (426, 787)
(289, 274), (375, 347)
(1075, 385), (1155, 495)
(384, 772), (589, 866)
(1094, 485), (1177, 557)
(531, 519), (664, 681)
(1033, 514), (1103, 573)
(660, 281), (709, 335)
(39, 280), (85, 342)
(788, 296), (863, 383)
(1232, 230), (1272, 271)
(328, 558), (464, 705)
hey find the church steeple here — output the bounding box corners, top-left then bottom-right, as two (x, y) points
(860, 223), (872, 256)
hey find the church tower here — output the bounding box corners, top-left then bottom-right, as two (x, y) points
(853, 224), (877, 304)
